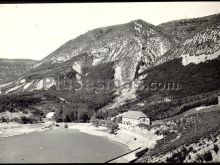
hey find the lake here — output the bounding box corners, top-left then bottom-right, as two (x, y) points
(0, 128), (129, 163)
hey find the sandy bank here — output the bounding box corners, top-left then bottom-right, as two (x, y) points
(0, 121), (59, 138)
(0, 122), (162, 150)
(69, 123), (162, 150)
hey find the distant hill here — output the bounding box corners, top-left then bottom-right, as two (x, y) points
(0, 58), (37, 84)
(155, 14), (220, 66)
(157, 13), (220, 42)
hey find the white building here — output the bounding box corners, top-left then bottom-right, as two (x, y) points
(122, 111), (150, 127)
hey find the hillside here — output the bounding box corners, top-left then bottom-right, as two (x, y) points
(0, 19), (175, 96)
(0, 58), (36, 84)
(136, 105), (220, 163)
(138, 57), (220, 101)
(155, 15), (220, 66)
(35, 19), (175, 69)
(158, 13), (220, 42)
(30, 19), (174, 83)
(0, 14), (220, 116)
(95, 12), (220, 120)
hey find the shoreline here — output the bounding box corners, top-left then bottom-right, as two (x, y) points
(0, 122), (162, 150)
(68, 123), (141, 163)
(68, 123), (163, 163)
(68, 123), (136, 150)
(0, 122), (162, 163)
(0, 122), (137, 162)
(0, 121), (59, 139)
(68, 123), (162, 150)
(70, 124), (125, 146)
(0, 122), (161, 149)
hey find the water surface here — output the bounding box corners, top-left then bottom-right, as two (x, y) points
(0, 129), (129, 163)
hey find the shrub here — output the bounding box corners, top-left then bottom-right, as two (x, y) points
(64, 124), (68, 128)
(106, 121), (119, 134)
(166, 146), (193, 163)
(10, 117), (21, 123)
(19, 116), (38, 124)
(137, 123), (151, 130)
(188, 155), (191, 160)
(32, 109), (44, 117)
(23, 110), (29, 114)
(214, 138), (218, 143)
(0, 116), (9, 123)
(115, 116), (122, 123)
(90, 113), (100, 127)
(77, 111), (89, 123)
(92, 119), (100, 127)
(99, 119), (106, 126)
(202, 151), (213, 162)
(55, 117), (63, 123)
(213, 144), (219, 154)
(196, 155), (204, 162)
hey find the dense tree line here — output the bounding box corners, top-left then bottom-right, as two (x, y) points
(137, 58), (220, 100)
(0, 93), (41, 113)
(52, 89), (116, 123)
(100, 88), (220, 121)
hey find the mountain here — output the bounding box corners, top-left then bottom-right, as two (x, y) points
(0, 58), (37, 84)
(99, 14), (220, 112)
(1, 14), (220, 112)
(158, 13), (220, 42)
(0, 19), (175, 95)
(35, 19), (175, 69)
(98, 13), (220, 120)
(155, 14), (220, 66)
(32, 19), (175, 81)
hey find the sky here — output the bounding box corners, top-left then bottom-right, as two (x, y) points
(1, 2), (220, 60)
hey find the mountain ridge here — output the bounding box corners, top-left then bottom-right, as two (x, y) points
(0, 18), (175, 96)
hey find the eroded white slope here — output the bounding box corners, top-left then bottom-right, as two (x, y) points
(156, 25), (220, 66)
(181, 49), (220, 66)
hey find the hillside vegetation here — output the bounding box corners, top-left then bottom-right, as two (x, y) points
(137, 105), (220, 163)
(0, 58), (36, 84)
(158, 13), (220, 42)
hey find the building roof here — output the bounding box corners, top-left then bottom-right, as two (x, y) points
(122, 111), (148, 120)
